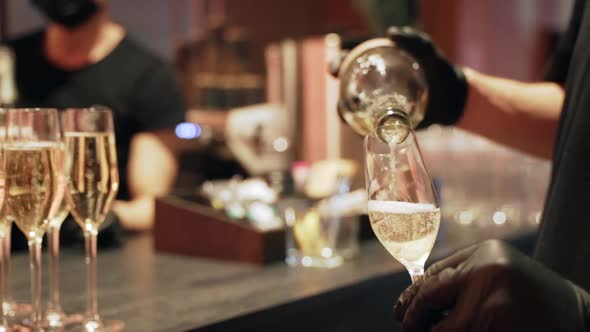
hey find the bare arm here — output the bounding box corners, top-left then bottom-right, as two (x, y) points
(458, 68), (564, 159)
(112, 132), (178, 231)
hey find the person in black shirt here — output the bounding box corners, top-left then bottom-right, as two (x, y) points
(7, 0), (185, 247)
(383, 1), (590, 331)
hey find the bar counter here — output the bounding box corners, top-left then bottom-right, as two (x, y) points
(10, 222), (537, 332)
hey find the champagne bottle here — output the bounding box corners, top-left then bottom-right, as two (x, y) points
(334, 38), (427, 143)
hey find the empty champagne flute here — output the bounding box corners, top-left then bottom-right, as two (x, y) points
(365, 124), (440, 283)
(63, 107), (122, 332)
(4, 108), (64, 331)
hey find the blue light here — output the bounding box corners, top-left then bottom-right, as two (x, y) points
(175, 122), (202, 139)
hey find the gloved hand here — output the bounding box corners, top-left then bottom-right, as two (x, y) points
(394, 240), (590, 332)
(387, 26), (468, 127)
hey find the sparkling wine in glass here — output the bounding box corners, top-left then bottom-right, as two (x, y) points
(63, 107), (122, 332)
(365, 124), (440, 283)
(4, 108), (64, 331)
(0, 109), (32, 323)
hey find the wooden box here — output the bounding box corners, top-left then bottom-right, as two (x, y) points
(154, 195), (285, 264)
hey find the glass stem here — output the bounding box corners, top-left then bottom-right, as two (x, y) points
(3, 226), (11, 309)
(84, 230), (100, 323)
(28, 238), (42, 330)
(47, 225), (62, 313)
(0, 236), (6, 328)
(409, 266), (424, 284)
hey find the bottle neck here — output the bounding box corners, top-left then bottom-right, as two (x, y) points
(376, 108), (411, 143)
(377, 107), (409, 126)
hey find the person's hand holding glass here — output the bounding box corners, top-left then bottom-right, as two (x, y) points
(365, 124), (440, 283)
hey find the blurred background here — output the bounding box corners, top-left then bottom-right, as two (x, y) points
(0, 0), (569, 235)
(0, 0), (571, 235)
(2, 0), (573, 77)
(0, 1), (574, 330)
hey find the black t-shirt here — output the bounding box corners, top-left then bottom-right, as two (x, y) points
(8, 29), (185, 200)
(536, 0), (590, 291)
(6, 30), (185, 250)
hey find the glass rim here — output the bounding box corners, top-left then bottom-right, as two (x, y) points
(4, 107), (58, 113)
(365, 122), (415, 142)
(64, 106), (112, 114)
(371, 121), (412, 130)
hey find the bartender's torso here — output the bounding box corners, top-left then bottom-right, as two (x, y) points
(535, 0), (590, 291)
(8, 30), (185, 201)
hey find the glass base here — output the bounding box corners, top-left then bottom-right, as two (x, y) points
(3, 302), (32, 320)
(69, 319), (125, 332)
(23, 313), (84, 331)
(42, 312), (85, 331)
(0, 323), (30, 332)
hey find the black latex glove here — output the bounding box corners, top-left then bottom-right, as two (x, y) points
(394, 240), (590, 332)
(387, 26), (468, 127)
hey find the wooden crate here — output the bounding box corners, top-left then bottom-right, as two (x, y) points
(154, 196), (285, 264)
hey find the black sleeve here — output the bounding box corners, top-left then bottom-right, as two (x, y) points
(545, 0), (586, 84)
(131, 60), (186, 132)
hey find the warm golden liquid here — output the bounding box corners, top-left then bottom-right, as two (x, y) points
(342, 111), (374, 137)
(4, 143), (62, 239)
(0, 148), (9, 231)
(65, 132), (118, 233)
(341, 93), (418, 142)
(0, 167), (10, 233)
(368, 201), (440, 267)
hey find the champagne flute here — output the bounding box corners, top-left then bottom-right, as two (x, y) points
(4, 108), (64, 331)
(0, 108), (31, 331)
(365, 124), (440, 283)
(63, 107), (123, 332)
(42, 112), (84, 330)
(0, 109), (32, 322)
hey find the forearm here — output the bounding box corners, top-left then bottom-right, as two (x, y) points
(458, 68), (563, 159)
(128, 132), (178, 197)
(113, 132), (178, 232)
(112, 196), (154, 232)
